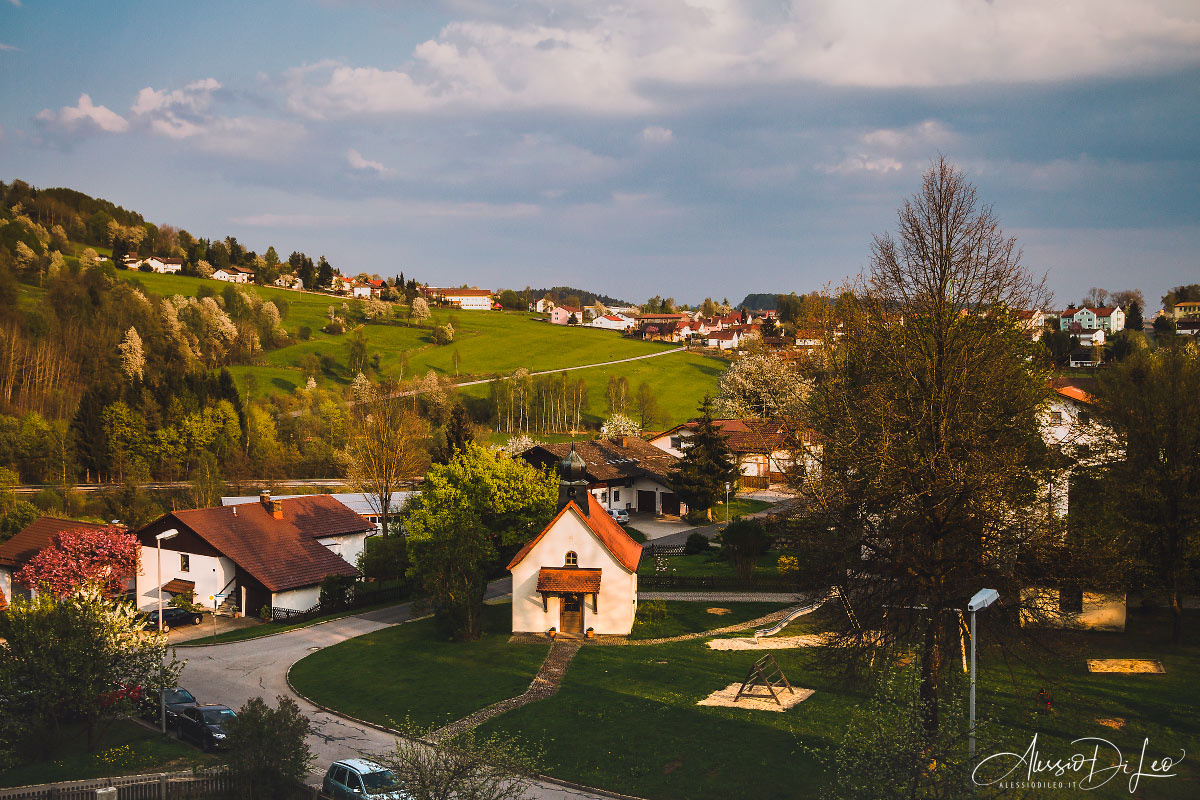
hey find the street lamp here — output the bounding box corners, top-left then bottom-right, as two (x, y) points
(967, 588), (999, 758)
(725, 482), (731, 528)
(155, 529), (179, 734)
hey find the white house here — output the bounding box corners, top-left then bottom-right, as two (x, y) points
(275, 274), (304, 290)
(590, 314), (635, 332)
(1060, 306), (1124, 333)
(134, 493), (367, 615)
(521, 438), (685, 516)
(508, 449), (643, 636)
(212, 267), (254, 283)
(141, 256), (184, 274)
(351, 283), (373, 299)
(437, 288), (493, 310)
(706, 329), (741, 350)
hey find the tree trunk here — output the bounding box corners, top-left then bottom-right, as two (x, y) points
(1171, 589), (1183, 644)
(919, 618), (944, 736)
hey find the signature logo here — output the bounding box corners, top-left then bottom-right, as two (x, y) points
(973, 733), (1185, 793)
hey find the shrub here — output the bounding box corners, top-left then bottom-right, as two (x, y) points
(319, 574), (355, 609)
(168, 589), (202, 612)
(777, 555), (799, 575)
(634, 599), (668, 625)
(357, 535), (407, 580)
(684, 532), (710, 555)
(719, 518), (773, 581)
(259, 604), (272, 621)
(322, 320), (345, 335)
(225, 695), (313, 800)
(31, 489), (62, 512)
(432, 324), (454, 345)
(297, 325), (311, 341)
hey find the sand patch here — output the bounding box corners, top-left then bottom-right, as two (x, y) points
(1086, 659), (1165, 674)
(1096, 717), (1126, 730)
(707, 634), (832, 650)
(707, 607), (731, 615)
(698, 682), (814, 712)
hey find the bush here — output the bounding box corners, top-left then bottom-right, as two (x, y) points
(719, 518), (773, 581)
(634, 599), (668, 625)
(684, 532), (711, 555)
(225, 696), (313, 800)
(31, 489), (62, 512)
(357, 535), (407, 580)
(432, 324), (454, 345)
(168, 589), (202, 612)
(297, 325), (311, 341)
(319, 574), (356, 609)
(259, 604), (272, 621)
(322, 320), (345, 335)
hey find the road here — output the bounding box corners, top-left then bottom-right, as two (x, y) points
(13, 477), (356, 495)
(176, 578), (618, 800)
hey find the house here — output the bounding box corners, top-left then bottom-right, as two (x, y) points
(706, 329), (741, 350)
(433, 288), (493, 310)
(1171, 301), (1200, 320)
(533, 297), (555, 313)
(122, 255), (142, 270)
(330, 275), (353, 294)
(648, 418), (816, 489)
(1040, 378), (1101, 518)
(1068, 348), (1101, 368)
(521, 438), (685, 516)
(142, 256), (184, 274)
(133, 492), (369, 615)
(590, 314), (635, 332)
(1176, 319), (1200, 336)
(274, 274), (303, 290)
(212, 266), (254, 283)
(0, 517), (111, 603)
(1016, 310), (1053, 341)
(367, 279), (387, 296)
(1060, 306), (1124, 333)
(351, 283), (373, 299)
(220, 491), (416, 536)
(550, 306), (582, 325)
(508, 448), (642, 636)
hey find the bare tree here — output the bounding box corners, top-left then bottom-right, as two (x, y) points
(799, 157), (1055, 736)
(346, 380), (430, 545)
(1082, 286), (1110, 308)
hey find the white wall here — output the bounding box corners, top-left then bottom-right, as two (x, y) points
(317, 531), (368, 569)
(0, 566), (11, 605)
(591, 476), (675, 514)
(273, 585), (320, 612)
(135, 546), (237, 611)
(511, 508), (638, 635)
(447, 295), (490, 310)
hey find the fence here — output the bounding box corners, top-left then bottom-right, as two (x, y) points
(269, 581), (407, 624)
(641, 543), (685, 557)
(638, 574), (817, 593)
(0, 767), (235, 800)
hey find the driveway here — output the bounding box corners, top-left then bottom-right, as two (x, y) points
(175, 578), (617, 799)
(626, 514), (695, 541)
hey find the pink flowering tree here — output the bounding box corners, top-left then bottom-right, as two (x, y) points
(16, 526), (140, 598)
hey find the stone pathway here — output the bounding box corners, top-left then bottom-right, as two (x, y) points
(433, 639), (582, 740)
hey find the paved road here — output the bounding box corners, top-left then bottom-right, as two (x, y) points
(176, 578), (617, 799)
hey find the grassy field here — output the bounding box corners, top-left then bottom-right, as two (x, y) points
(116, 271), (725, 427)
(0, 720), (217, 788)
(289, 601), (548, 730)
(630, 600), (791, 640)
(638, 551), (782, 577)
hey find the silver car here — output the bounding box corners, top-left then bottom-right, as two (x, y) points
(323, 759), (406, 799)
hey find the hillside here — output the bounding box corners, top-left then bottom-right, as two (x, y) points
(115, 272), (723, 429)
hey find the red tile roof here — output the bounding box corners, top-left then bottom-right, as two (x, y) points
(0, 517), (110, 568)
(523, 439), (678, 484)
(441, 288), (493, 297)
(537, 567), (602, 593)
(1054, 385), (1093, 404)
(139, 496), (367, 593)
(508, 493), (642, 573)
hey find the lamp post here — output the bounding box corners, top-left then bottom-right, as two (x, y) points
(967, 588), (999, 758)
(155, 528), (179, 735)
(725, 482), (730, 528)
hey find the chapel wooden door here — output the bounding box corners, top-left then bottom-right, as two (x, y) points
(559, 594), (584, 634)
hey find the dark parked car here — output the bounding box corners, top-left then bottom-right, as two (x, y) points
(323, 760), (405, 799)
(140, 607), (204, 632)
(177, 704), (236, 750)
(145, 687), (200, 729)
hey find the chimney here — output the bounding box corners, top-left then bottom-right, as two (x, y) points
(272, 499), (284, 520)
(259, 490), (271, 509)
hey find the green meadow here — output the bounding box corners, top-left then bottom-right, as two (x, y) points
(118, 271), (726, 427)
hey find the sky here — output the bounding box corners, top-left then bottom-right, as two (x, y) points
(1, 0), (1198, 308)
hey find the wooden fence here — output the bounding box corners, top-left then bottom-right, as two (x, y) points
(269, 581), (407, 623)
(0, 767), (237, 800)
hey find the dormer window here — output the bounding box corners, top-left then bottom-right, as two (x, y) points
(565, 551), (578, 567)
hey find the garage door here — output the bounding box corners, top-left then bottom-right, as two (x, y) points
(637, 490), (657, 514)
(660, 493), (680, 516)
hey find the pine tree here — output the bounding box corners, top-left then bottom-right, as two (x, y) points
(668, 396), (739, 521)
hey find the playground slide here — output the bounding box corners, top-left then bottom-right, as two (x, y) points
(754, 589), (836, 638)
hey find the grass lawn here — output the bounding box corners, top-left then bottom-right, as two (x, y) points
(638, 551), (782, 578)
(630, 601), (792, 640)
(0, 719), (218, 788)
(709, 497), (774, 521)
(476, 609), (1200, 800)
(176, 596), (408, 646)
(289, 602), (549, 730)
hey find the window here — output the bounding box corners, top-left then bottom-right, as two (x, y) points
(565, 551), (578, 567)
(613, 490), (620, 502)
(670, 436), (682, 449)
(180, 553), (190, 572)
(1050, 411), (1063, 424)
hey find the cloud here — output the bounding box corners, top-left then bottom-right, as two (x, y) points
(346, 147), (393, 175)
(279, 1), (1200, 119)
(130, 78), (305, 159)
(0, 43), (20, 51)
(35, 93), (129, 134)
(817, 119), (956, 175)
(232, 198), (539, 227)
(640, 125), (674, 145)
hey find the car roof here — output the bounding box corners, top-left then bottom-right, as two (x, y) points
(194, 704), (232, 711)
(335, 759), (388, 774)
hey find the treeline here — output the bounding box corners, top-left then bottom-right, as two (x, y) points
(527, 286), (629, 308)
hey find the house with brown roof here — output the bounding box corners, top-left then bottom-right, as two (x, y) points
(521, 437), (685, 517)
(133, 492), (369, 616)
(508, 448), (643, 636)
(0, 517), (111, 603)
(647, 418), (815, 489)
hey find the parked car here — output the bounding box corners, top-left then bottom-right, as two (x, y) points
(607, 508), (630, 524)
(177, 704), (236, 750)
(323, 759), (405, 799)
(140, 606), (204, 632)
(144, 687), (200, 729)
